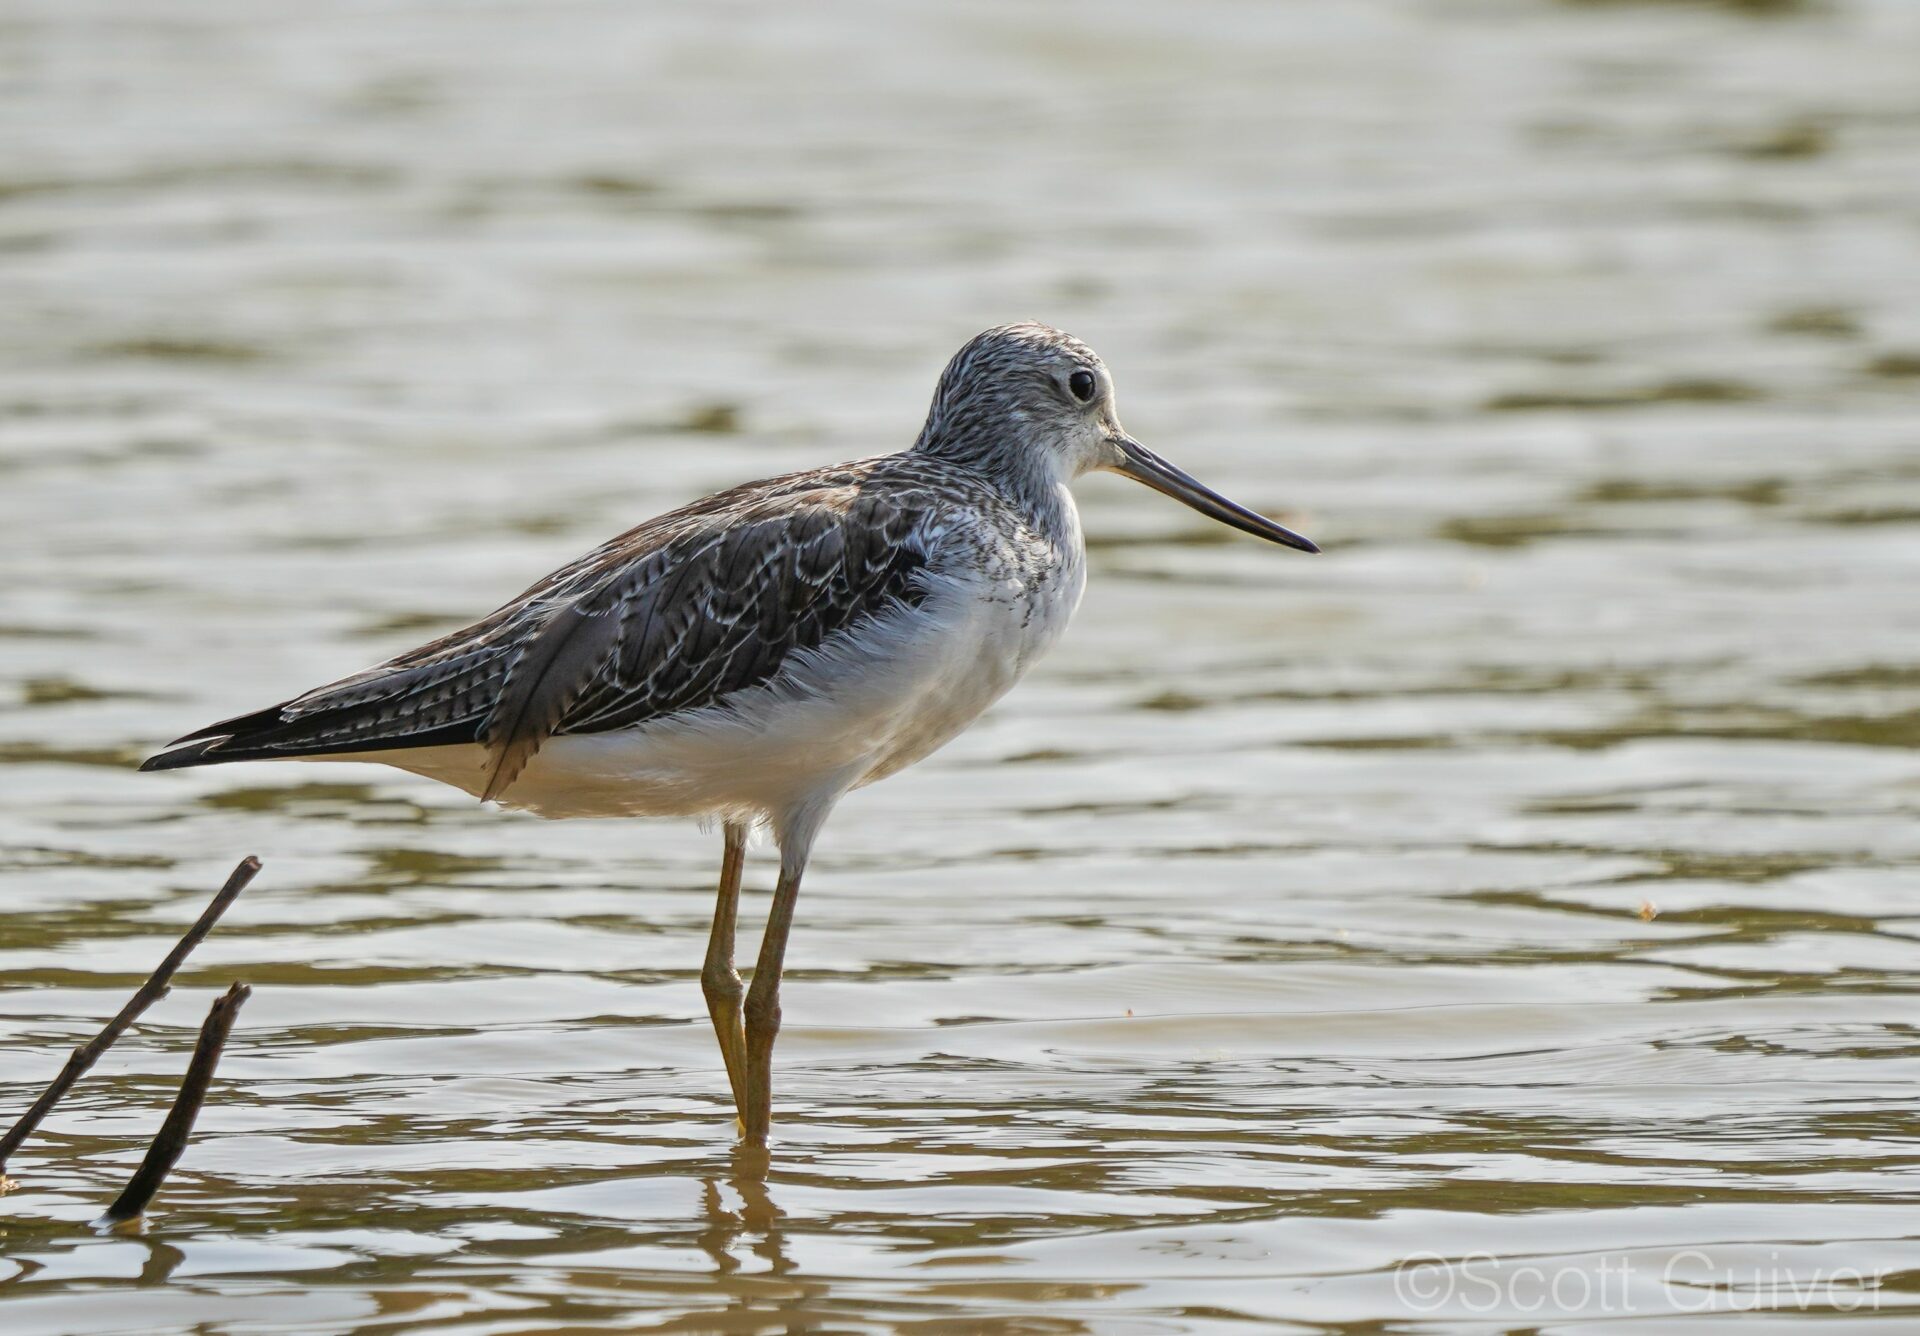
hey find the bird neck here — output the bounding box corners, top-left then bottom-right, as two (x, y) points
(913, 414), (1076, 498)
(901, 449), (1077, 567)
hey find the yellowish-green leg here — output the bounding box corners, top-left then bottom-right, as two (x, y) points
(701, 822), (751, 1123)
(741, 855), (804, 1148)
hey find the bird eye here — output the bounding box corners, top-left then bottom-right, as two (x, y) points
(1068, 370), (1097, 403)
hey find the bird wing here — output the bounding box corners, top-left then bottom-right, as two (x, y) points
(142, 469), (938, 800)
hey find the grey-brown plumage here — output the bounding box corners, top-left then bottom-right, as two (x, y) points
(143, 463), (951, 789)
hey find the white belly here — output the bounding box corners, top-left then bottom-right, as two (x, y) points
(357, 557), (1084, 823)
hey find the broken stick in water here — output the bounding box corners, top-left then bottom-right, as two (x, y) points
(99, 980), (251, 1225)
(0, 855), (261, 1183)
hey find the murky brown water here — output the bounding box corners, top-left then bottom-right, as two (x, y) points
(3, 0), (1919, 1330)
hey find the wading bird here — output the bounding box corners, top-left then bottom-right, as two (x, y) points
(143, 323), (1318, 1148)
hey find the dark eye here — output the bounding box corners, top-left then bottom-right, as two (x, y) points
(1068, 369), (1097, 403)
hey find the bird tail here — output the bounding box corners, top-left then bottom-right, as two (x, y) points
(140, 736), (241, 771)
(139, 700), (481, 772)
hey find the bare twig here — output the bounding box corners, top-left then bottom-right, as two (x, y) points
(0, 856), (260, 1177)
(100, 980), (251, 1225)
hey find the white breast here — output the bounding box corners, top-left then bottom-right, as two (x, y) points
(860, 557), (1083, 786)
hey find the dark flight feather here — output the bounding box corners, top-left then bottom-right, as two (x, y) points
(477, 599), (622, 802)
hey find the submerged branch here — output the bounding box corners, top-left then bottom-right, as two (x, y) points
(100, 981), (251, 1225)
(0, 856), (261, 1179)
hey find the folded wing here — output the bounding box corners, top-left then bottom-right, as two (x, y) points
(141, 472), (935, 802)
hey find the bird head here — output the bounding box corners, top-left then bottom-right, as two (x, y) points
(915, 322), (1318, 553)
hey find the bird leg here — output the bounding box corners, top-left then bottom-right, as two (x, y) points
(701, 822), (751, 1120)
(741, 853), (804, 1148)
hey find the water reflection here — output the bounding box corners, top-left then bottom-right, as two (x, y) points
(697, 1155), (792, 1277)
(132, 1238), (187, 1285)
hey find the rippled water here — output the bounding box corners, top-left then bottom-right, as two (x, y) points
(3, 0), (1920, 1330)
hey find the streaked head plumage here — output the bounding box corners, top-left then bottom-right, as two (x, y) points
(913, 322), (1120, 482)
(914, 322), (1319, 554)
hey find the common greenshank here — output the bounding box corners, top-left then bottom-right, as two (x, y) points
(143, 323), (1319, 1148)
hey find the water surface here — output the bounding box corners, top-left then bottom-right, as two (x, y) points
(2, 0), (1919, 1330)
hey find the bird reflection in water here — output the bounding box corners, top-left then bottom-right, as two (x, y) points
(697, 1148), (793, 1279)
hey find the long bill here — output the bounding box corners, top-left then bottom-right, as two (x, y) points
(1112, 436), (1320, 553)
